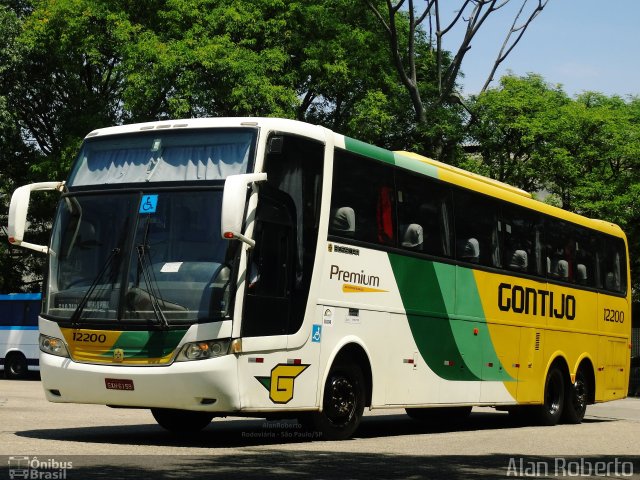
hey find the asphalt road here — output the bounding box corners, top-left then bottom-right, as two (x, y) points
(1, 377), (639, 479)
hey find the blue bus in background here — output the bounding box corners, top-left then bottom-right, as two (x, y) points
(0, 293), (41, 379)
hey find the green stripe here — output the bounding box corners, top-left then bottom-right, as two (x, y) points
(343, 137), (439, 179)
(389, 253), (513, 381)
(344, 137), (395, 165)
(102, 329), (187, 359)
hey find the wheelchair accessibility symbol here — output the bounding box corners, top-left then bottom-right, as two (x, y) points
(312, 324), (322, 343)
(139, 194), (158, 214)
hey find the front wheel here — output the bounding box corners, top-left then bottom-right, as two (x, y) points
(299, 363), (366, 440)
(151, 408), (214, 433)
(5, 352), (28, 380)
(562, 369), (589, 424)
(534, 367), (565, 426)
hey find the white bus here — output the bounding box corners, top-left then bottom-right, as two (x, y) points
(0, 293), (41, 379)
(7, 118), (630, 439)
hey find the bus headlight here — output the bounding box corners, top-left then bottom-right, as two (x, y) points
(177, 339), (231, 361)
(39, 334), (70, 358)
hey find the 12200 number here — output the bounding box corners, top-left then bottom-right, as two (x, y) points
(72, 332), (107, 343)
(604, 309), (624, 323)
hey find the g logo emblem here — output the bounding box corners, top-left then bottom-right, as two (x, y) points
(113, 348), (124, 363)
(255, 363), (310, 404)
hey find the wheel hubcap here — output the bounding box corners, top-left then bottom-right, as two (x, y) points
(573, 377), (587, 412)
(547, 374), (562, 415)
(325, 376), (356, 426)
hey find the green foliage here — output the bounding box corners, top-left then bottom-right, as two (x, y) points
(3, 1), (638, 298)
(468, 74), (640, 296)
(1, 0), (460, 291)
(466, 74), (569, 192)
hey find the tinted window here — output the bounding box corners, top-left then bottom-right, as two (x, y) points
(601, 236), (627, 294)
(330, 150), (396, 246)
(454, 190), (500, 267)
(545, 219), (576, 282)
(501, 205), (544, 276)
(396, 171), (452, 256)
(574, 228), (600, 288)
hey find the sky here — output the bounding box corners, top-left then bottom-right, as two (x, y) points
(441, 0), (640, 98)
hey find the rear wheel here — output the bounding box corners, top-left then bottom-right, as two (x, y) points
(534, 366), (564, 426)
(151, 408), (214, 433)
(562, 369), (589, 424)
(5, 352), (28, 380)
(299, 363), (365, 440)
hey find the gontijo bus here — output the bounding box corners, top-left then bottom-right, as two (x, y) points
(7, 118), (631, 439)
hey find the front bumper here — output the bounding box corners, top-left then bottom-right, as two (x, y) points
(40, 351), (240, 412)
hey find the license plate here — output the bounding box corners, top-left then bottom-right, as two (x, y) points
(105, 378), (134, 391)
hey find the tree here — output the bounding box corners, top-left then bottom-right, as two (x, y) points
(0, 4), (52, 292)
(465, 74), (569, 192)
(364, 0), (549, 158)
(1, 0), (461, 290)
(469, 73), (640, 296)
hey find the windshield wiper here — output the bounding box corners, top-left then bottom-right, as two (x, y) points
(70, 247), (120, 327)
(135, 243), (170, 329)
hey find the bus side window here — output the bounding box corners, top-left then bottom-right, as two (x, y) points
(501, 205), (543, 276)
(545, 219), (575, 283)
(601, 236), (626, 294)
(454, 190), (500, 268)
(330, 149), (395, 247)
(396, 170), (452, 257)
(574, 229), (599, 288)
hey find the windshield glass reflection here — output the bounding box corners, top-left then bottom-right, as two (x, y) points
(46, 190), (234, 325)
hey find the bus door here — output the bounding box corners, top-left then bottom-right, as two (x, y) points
(237, 134), (324, 410)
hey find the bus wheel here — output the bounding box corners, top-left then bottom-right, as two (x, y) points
(5, 352), (28, 380)
(534, 367), (564, 426)
(151, 408), (214, 433)
(562, 369), (589, 424)
(406, 406), (472, 424)
(300, 363), (365, 440)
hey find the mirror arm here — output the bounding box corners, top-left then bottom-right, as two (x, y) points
(221, 173), (267, 248)
(8, 181), (65, 254)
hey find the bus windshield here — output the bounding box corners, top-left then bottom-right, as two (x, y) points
(67, 129), (255, 187)
(45, 189), (235, 325)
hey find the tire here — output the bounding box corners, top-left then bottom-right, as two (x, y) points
(534, 366), (565, 426)
(561, 369), (589, 424)
(5, 352), (28, 380)
(151, 408), (214, 433)
(299, 363), (366, 440)
(406, 406), (472, 424)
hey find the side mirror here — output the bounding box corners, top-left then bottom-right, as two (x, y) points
(8, 181), (64, 253)
(220, 173), (267, 248)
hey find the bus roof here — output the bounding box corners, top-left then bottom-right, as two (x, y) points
(338, 135), (625, 240)
(84, 117), (624, 239)
(84, 117), (329, 143)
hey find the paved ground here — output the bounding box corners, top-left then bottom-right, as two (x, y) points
(1, 377), (639, 479)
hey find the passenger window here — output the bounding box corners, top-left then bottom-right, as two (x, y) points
(330, 150), (396, 246)
(454, 190), (500, 267)
(396, 171), (452, 256)
(501, 206), (543, 276)
(601, 236), (627, 294)
(574, 229), (600, 288)
(545, 220), (575, 282)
